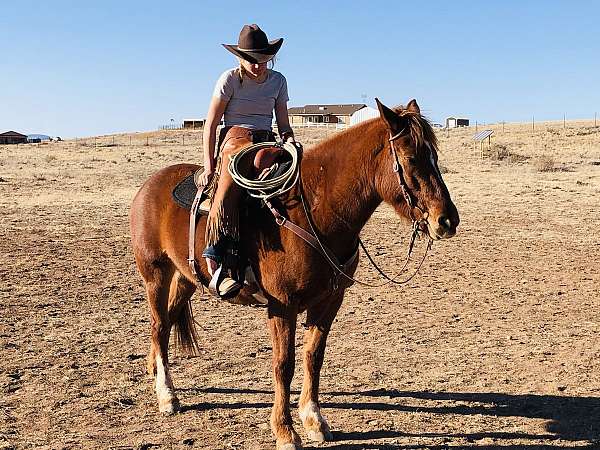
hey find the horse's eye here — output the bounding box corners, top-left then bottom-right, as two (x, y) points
(410, 176), (421, 190)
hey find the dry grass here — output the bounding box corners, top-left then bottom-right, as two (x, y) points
(534, 155), (558, 172)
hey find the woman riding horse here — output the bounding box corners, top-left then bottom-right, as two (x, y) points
(199, 24), (295, 297)
(130, 31), (459, 446)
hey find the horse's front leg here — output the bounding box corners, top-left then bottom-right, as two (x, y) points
(298, 295), (343, 442)
(268, 301), (301, 450)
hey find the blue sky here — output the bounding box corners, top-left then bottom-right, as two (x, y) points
(1, 1), (599, 137)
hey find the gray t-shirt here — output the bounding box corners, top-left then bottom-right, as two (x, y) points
(213, 68), (289, 130)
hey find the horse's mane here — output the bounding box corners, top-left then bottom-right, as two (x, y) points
(305, 105), (438, 156)
(393, 106), (439, 151)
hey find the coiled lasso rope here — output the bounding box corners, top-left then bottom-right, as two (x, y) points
(228, 141), (301, 200)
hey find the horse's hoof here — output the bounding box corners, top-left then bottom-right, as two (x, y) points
(307, 429), (333, 442)
(278, 444), (301, 450)
(158, 397), (180, 415)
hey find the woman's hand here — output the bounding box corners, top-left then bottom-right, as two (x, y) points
(280, 129), (295, 144)
(197, 167), (214, 187)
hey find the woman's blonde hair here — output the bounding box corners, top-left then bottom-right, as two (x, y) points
(237, 56), (277, 83)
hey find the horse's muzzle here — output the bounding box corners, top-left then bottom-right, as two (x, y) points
(428, 211), (459, 240)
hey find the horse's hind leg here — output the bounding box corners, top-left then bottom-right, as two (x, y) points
(298, 295), (343, 442)
(168, 271), (198, 357)
(141, 257), (180, 415)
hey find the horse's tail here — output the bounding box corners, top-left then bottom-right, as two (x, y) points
(172, 292), (201, 356)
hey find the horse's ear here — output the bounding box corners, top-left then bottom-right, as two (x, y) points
(406, 99), (420, 114)
(375, 98), (404, 135)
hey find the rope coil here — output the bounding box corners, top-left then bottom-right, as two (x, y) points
(228, 141), (301, 200)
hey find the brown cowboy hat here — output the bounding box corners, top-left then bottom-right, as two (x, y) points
(222, 24), (283, 64)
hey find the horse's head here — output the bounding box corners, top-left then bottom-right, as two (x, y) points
(374, 98), (459, 239)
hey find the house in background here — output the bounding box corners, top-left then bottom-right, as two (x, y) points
(288, 104), (367, 127)
(0, 131), (28, 145)
(446, 117), (470, 128)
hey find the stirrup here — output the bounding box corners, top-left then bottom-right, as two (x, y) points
(208, 266), (242, 299)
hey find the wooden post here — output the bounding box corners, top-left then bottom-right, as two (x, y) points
(182, 134), (185, 145)
(532, 116), (535, 132)
(112, 136), (115, 146)
(94, 137), (97, 149)
(502, 121), (505, 133)
(595, 112), (597, 127)
(563, 113), (566, 129)
(129, 136), (132, 146)
(475, 121), (478, 132)
(146, 136), (149, 146)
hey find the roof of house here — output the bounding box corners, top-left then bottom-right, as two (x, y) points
(288, 104), (366, 116)
(0, 131), (27, 138)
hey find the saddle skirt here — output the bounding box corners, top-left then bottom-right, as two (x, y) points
(172, 171), (211, 214)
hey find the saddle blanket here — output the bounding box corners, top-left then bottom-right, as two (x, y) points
(172, 173), (205, 210)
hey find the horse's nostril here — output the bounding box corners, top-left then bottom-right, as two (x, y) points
(438, 215), (452, 231)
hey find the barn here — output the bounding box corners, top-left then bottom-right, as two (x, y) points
(0, 131), (28, 145)
(183, 119), (205, 129)
(288, 104), (366, 126)
(446, 117), (470, 128)
(350, 106), (379, 126)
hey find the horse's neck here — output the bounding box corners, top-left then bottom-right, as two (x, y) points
(299, 123), (385, 253)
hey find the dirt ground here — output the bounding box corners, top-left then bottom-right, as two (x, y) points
(1, 121), (600, 449)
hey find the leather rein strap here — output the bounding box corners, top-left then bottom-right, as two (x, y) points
(188, 186), (205, 281)
(265, 130), (433, 288)
(263, 199), (359, 277)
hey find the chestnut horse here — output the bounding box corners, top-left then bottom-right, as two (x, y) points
(129, 99), (459, 450)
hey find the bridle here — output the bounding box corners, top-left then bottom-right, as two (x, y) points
(388, 129), (428, 224)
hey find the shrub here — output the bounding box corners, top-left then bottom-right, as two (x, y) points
(489, 143), (528, 163)
(534, 155), (557, 172)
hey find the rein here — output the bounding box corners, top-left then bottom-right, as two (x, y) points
(261, 131), (434, 289)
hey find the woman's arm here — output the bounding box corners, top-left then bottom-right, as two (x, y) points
(274, 100), (295, 142)
(199, 96), (228, 184)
